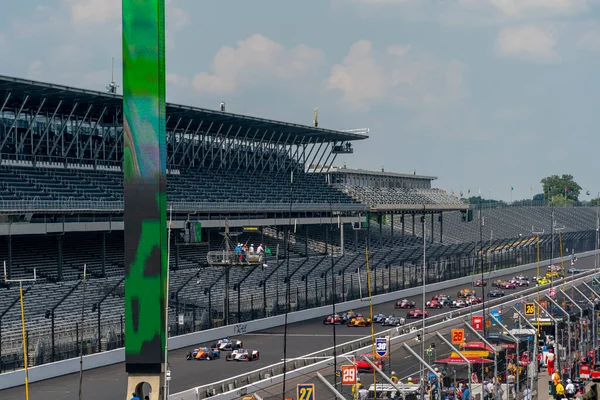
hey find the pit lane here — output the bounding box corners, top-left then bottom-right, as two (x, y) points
(0, 257), (593, 400)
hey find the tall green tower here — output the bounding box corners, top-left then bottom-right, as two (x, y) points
(122, 0), (167, 398)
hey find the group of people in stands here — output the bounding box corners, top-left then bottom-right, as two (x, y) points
(235, 242), (265, 262)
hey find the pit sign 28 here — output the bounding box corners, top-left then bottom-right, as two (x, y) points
(341, 365), (357, 385)
(375, 337), (388, 358)
(451, 329), (464, 344)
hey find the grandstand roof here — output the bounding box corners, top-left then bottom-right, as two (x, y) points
(327, 166), (437, 180)
(0, 75), (368, 144)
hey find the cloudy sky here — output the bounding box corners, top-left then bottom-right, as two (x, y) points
(1, 0), (599, 201)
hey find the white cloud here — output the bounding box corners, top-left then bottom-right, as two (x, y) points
(192, 34), (324, 95)
(487, 0), (589, 18)
(341, 0), (591, 24)
(327, 40), (468, 109)
(326, 40), (387, 109)
(495, 25), (558, 62)
(66, 0), (120, 25)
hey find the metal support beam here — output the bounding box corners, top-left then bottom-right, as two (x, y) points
(0, 95), (29, 152)
(47, 103), (78, 157)
(63, 104), (94, 158)
(197, 123), (225, 169)
(80, 107), (107, 159)
(226, 128), (255, 172)
(171, 120), (198, 166)
(402, 343), (443, 400)
(315, 372), (345, 400)
(17, 98), (46, 153)
(560, 289), (585, 354)
(362, 356), (406, 394)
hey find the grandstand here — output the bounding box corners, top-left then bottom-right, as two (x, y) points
(0, 74), (597, 374)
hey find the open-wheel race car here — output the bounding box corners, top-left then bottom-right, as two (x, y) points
(347, 314), (372, 327)
(466, 296), (483, 305)
(225, 348), (260, 361)
(425, 298), (443, 309)
(211, 337), (243, 351)
(341, 310), (356, 322)
(450, 299), (468, 308)
(433, 294), (453, 306)
(501, 281), (517, 290)
(372, 313), (387, 323)
(323, 314), (343, 325)
(355, 353), (384, 373)
(381, 315), (405, 326)
(472, 279), (487, 287)
(488, 289), (505, 298)
(186, 346), (221, 360)
(394, 299), (416, 309)
(457, 288), (475, 298)
(406, 308), (428, 319)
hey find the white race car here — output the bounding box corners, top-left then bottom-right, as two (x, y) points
(212, 337), (243, 351)
(225, 348), (260, 361)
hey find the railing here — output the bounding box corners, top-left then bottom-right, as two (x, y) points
(0, 199), (367, 213)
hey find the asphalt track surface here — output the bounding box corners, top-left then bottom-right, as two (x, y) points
(1, 256), (594, 400)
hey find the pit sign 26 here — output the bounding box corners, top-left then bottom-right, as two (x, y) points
(341, 365), (357, 385)
(375, 337), (388, 358)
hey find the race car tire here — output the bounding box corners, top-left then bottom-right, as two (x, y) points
(186, 352), (192, 360)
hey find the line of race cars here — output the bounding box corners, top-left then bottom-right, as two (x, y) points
(186, 337), (260, 361)
(322, 263), (585, 327)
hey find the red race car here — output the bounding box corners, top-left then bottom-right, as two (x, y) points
(395, 299), (416, 309)
(407, 308), (429, 319)
(466, 296), (483, 305)
(425, 299), (443, 309)
(323, 314), (342, 325)
(355, 353), (384, 373)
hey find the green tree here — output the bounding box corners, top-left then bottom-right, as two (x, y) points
(549, 195), (574, 207)
(540, 174), (581, 201)
(532, 193), (544, 202)
(590, 198), (600, 206)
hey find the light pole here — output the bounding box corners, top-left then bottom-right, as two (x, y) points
(532, 229), (544, 307)
(2, 262), (36, 400)
(490, 314), (520, 400)
(545, 294), (573, 377)
(582, 281), (600, 364)
(436, 332), (472, 399)
(560, 290), (584, 355)
(462, 320), (498, 394)
(572, 286), (595, 358)
(513, 305), (542, 393)
(552, 226), (565, 287)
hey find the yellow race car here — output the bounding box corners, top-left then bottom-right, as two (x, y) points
(536, 277), (551, 285)
(545, 270), (559, 279)
(347, 314), (372, 327)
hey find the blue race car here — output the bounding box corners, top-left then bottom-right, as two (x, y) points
(186, 345), (220, 360)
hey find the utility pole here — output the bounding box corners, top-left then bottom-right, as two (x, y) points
(3, 262), (36, 400)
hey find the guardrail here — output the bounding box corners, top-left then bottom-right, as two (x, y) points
(172, 270), (598, 400)
(0, 200), (367, 213)
(0, 250), (595, 390)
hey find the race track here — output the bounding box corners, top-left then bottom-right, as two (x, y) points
(0, 256), (593, 400)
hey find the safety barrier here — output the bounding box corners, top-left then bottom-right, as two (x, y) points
(0, 250), (594, 390)
(169, 269), (599, 400)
